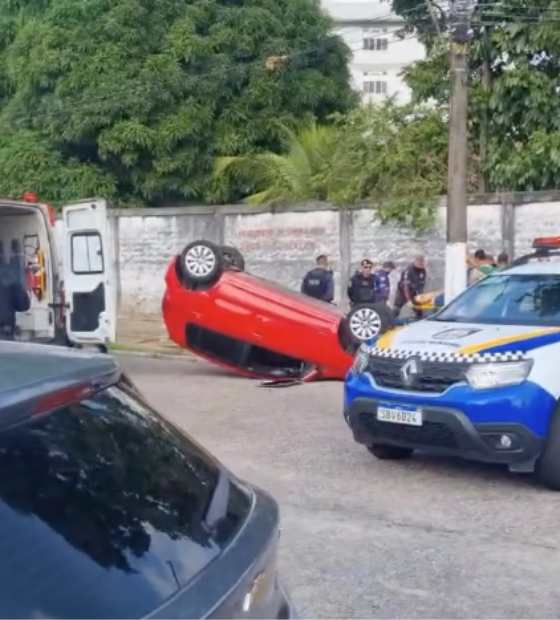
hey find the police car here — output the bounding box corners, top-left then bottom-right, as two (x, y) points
(344, 237), (560, 490)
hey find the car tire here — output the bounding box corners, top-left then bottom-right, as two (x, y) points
(342, 302), (395, 349)
(221, 245), (245, 271)
(179, 240), (223, 286)
(367, 444), (414, 460)
(535, 403), (560, 490)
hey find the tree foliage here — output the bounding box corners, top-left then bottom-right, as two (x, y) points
(0, 0), (356, 206)
(218, 102), (447, 229)
(396, 0), (560, 192)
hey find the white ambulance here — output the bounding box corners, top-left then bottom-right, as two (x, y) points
(0, 193), (117, 349)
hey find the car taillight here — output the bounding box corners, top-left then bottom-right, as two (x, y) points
(33, 384), (94, 416)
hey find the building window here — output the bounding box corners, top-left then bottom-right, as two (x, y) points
(363, 37), (388, 51)
(362, 80), (388, 95)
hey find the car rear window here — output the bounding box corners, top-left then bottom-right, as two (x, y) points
(0, 380), (251, 619)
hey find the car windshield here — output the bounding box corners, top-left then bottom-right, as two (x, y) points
(0, 379), (251, 619)
(431, 273), (560, 326)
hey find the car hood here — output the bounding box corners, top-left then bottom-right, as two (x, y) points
(374, 321), (560, 356)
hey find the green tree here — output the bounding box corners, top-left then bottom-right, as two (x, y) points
(216, 120), (341, 204)
(218, 102), (448, 229)
(395, 0), (560, 192)
(333, 101), (447, 228)
(0, 0), (357, 206)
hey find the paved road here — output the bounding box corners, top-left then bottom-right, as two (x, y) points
(119, 354), (560, 619)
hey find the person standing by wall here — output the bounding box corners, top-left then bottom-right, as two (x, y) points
(394, 255), (427, 319)
(468, 249), (497, 284)
(0, 267), (31, 340)
(347, 259), (376, 306)
(300, 254), (334, 302)
(374, 261), (396, 304)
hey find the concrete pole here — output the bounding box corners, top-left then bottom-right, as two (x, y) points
(444, 27), (470, 304)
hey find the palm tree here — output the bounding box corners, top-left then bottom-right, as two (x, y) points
(215, 121), (340, 205)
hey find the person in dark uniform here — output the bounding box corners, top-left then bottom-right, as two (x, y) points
(0, 267), (31, 340)
(301, 254), (334, 302)
(347, 259), (376, 306)
(394, 255), (427, 319)
(374, 261), (396, 304)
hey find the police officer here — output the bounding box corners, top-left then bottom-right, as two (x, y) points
(374, 261), (396, 304)
(394, 255), (427, 319)
(347, 259), (376, 306)
(0, 267), (31, 340)
(301, 254), (334, 302)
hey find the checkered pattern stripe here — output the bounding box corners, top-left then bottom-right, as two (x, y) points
(361, 344), (527, 363)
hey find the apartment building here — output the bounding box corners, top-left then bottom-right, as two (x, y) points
(321, 0), (426, 103)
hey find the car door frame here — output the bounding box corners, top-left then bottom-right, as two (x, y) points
(62, 199), (117, 345)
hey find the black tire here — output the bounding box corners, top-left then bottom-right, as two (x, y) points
(179, 240), (223, 286)
(342, 302), (395, 349)
(221, 245), (245, 271)
(535, 403), (560, 490)
(367, 444), (414, 460)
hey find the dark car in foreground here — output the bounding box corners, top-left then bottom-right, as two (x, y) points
(0, 340), (296, 619)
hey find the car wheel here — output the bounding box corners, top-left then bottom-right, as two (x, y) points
(535, 403), (560, 490)
(221, 245), (245, 271)
(179, 240), (223, 286)
(343, 303), (395, 349)
(367, 444), (414, 460)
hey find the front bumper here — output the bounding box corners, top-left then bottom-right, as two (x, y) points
(345, 397), (543, 464)
(343, 372), (554, 464)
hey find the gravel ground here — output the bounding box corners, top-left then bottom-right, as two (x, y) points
(119, 354), (560, 620)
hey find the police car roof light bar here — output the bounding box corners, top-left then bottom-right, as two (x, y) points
(532, 237), (560, 250)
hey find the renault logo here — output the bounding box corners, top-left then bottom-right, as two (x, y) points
(400, 358), (421, 386)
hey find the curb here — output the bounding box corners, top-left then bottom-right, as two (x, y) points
(111, 348), (198, 362)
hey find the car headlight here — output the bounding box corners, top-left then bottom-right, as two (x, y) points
(351, 346), (370, 375)
(465, 359), (533, 390)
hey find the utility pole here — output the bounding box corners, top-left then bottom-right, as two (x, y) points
(479, 26), (491, 193)
(444, 1), (474, 304)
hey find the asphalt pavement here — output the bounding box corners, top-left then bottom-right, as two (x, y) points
(118, 354), (560, 619)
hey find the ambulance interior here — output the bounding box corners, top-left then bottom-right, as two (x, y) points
(0, 204), (55, 340)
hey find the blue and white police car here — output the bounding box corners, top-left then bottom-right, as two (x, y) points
(344, 237), (560, 490)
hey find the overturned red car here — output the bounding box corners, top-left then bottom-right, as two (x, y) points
(162, 240), (396, 381)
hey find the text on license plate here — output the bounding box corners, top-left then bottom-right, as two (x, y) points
(377, 404), (422, 426)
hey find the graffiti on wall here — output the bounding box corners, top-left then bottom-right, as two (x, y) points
(234, 226), (327, 252)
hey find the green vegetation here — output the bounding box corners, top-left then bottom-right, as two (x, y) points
(0, 0), (355, 206)
(396, 0), (560, 192)
(217, 104), (447, 229)
(2, 0), (557, 228)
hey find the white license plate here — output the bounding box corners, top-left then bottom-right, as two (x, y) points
(377, 404), (422, 426)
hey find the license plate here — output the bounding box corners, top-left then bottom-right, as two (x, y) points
(377, 403), (422, 426)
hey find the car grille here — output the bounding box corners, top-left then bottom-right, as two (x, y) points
(366, 356), (469, 393)
(358, 412), (458, 448)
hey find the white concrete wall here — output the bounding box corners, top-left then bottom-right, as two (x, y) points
(113, 201), (511, 316)
(53, 197), (560, 317)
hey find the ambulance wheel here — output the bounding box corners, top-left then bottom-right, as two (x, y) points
(221, 245), (245, 271)
(342, 303), (395, 349)
(367, 444), (414, 460)
(535, 403), (560, 491)
(179, 240), (223, 287)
